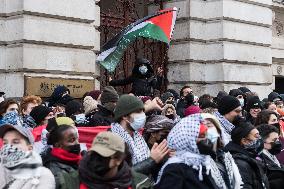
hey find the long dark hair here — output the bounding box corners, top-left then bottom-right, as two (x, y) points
(255, 110), (278, 126)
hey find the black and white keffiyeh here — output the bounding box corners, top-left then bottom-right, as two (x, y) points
(214, 112), (235, 145)
(156, 114), (227, 189)
(111, 122), (150, 165)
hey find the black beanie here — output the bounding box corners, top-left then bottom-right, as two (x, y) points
(246, 96), (262, 111)
(100, 86), (119, 105)
(218, 95), (241, 115)
(238, 87), (251, 94)
(229, 89), (244, 97)
(30, 105), (52, 125)
(65, 100), (83, 117)
(231, 119), (255, 144)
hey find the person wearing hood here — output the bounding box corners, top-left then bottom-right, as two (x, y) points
(79, 132), (152, 189)
(87, 86), (119, 126)
(43, 124), (81, 189)
(109, 58), (163, 97)
(257, 124), (284, 189)
(161, 92), (175, 106)
(48, 86), (74, 108)
(246, 96), (263, 125)
(161, 104), (180, 123)
(223, 118), (270, 189)
(155, 114), (243, 189)
(214, 95), (242, 145)
(0, 112), (55, 189)
(29, 105), (54, 127)
(111, 95), (169, 176)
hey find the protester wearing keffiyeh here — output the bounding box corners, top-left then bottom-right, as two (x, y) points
(155, 114), (243, 189)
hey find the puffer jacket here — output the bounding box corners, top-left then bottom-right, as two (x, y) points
(224, 142), (270, 189)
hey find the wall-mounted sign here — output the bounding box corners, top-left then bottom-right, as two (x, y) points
(24, 76), (95, 98)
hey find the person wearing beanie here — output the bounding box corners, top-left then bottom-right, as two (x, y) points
(268, 92), (284, 113)
(184, 105), (201, 117)
(161, 92), (175, 105)
(224, 118), (269, 189)
(238, 87), (251, 94)
(109, 58), (164, 97)
(213, 91), (228, 106)
(87, 90), (101, 101)
(87, 86), (119, 127)
(245, 96), (262, 125)
(229, 89), (245, 107)
(83, 96), (98, 115)
(30, 105), (54, 126)
(65, 100), (86, 126)
(111, 94), (169, 176)
(214, 95), (242, 145)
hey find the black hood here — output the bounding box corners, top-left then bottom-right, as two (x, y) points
(132, 58), (154, 78)
(268, 92), (282, 102)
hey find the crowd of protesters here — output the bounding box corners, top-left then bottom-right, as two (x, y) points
(0, 58), (284, 189)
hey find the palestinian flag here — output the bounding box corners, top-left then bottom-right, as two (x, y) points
(97, 7), (178, 72)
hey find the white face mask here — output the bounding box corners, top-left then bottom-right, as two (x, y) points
(129, 113), (146, 131)
(139, 65), (148, 75)
(0, 97), (4, 103)
(239, 99), (245, 107)
(75, 113), (86, 124)
(207, 127), (220, 143)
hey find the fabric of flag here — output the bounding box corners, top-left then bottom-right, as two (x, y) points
(97, 7), (178, 72)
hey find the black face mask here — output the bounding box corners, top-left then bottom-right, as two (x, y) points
(165, 114), (175, 120)
(89, 153), (111, 176)
(271, 123), (281, 132)
(166, 100), (175, 106)
(269, 140), (283, 155)
(66, 144), (81, 155)
(244, 138), (264, 156)
(197, 139), (214, 156)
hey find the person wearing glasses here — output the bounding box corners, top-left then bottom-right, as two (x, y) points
(245, 96), (263, 125)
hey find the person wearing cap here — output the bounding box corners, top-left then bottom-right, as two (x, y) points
(79, 131), (152, 189)
(109, 58), (163, 97)
(245, 96), (263, 125)
(0, 111), (55, 189)
(87, 86), (119, 126)
(224, 118), (269, 189)
(43, 124), (81, 189)
(214, 95), (242, 145)
(29, 105), (54, 127)
(111, 94), (169, 176)
(257, 124), (284, 189)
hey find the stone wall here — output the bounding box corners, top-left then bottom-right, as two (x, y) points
(149, 0), (274, 98)
(0, 0), (100, 97)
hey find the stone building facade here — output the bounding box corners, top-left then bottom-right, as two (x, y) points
(1, 0), (284, 99)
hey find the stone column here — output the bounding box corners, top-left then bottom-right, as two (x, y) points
(149, 0), (273, 98)
(0, 0), (100, 98)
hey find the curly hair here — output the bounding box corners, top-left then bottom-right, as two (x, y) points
(257, 124), (279, 140)
(20, 95), (42, 113)
(255, 110), (278, 126)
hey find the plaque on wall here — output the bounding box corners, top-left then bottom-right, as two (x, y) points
(24, 76), (95, 98)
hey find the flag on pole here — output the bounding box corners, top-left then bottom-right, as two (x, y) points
(97, 7), (178, 72)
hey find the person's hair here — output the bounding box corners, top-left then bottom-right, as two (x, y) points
(20, 95), (42, 113)
(257, 124), (279, 140)
(0, 99), (19, 115)
(47, 124), (74, 145)
(255, 110), (278, 126)
(3, 128), (31, 145)
(198, 94), (211, 103)
(180, 86), (191, 97)
(263, 101), (275, 110)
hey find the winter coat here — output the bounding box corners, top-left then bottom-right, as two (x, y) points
(224, 142), (270, 189)
(86, 105), (113, 126)
(0, 164), (55, 189)
(43, 150), (80, 189)
(154, 163), (219, 189)
(109, 61), (162, 96)
(261, 152), (284, 189)
(176, 99), (187, 118)
(276, 137), (284, 164)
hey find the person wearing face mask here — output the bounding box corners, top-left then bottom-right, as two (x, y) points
(161, 104), (180, 123)
(109, 58), (163, 97)
(87, 86), (119, 126)
(48, 86), (74, 108)
(257, 124), (284, 189)
(224, 118), (270, 189)
(214, 95), (242, 145)
(0, 112), (55, 189)
(246, 96), (263, 125)
(29, 105), (54, 128)
(43, 124), (81, 189)
(155, 114), (243, 189)
(176, 86), (194, 118)
(79, 132), (152, 189)
(111, 95), (169, 176)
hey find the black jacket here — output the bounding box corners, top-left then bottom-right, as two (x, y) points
(223, 142), (270, 189)
(261, 153), (284, 189)
(154, 163), (219, 189)
(86, 105), (113, 126)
